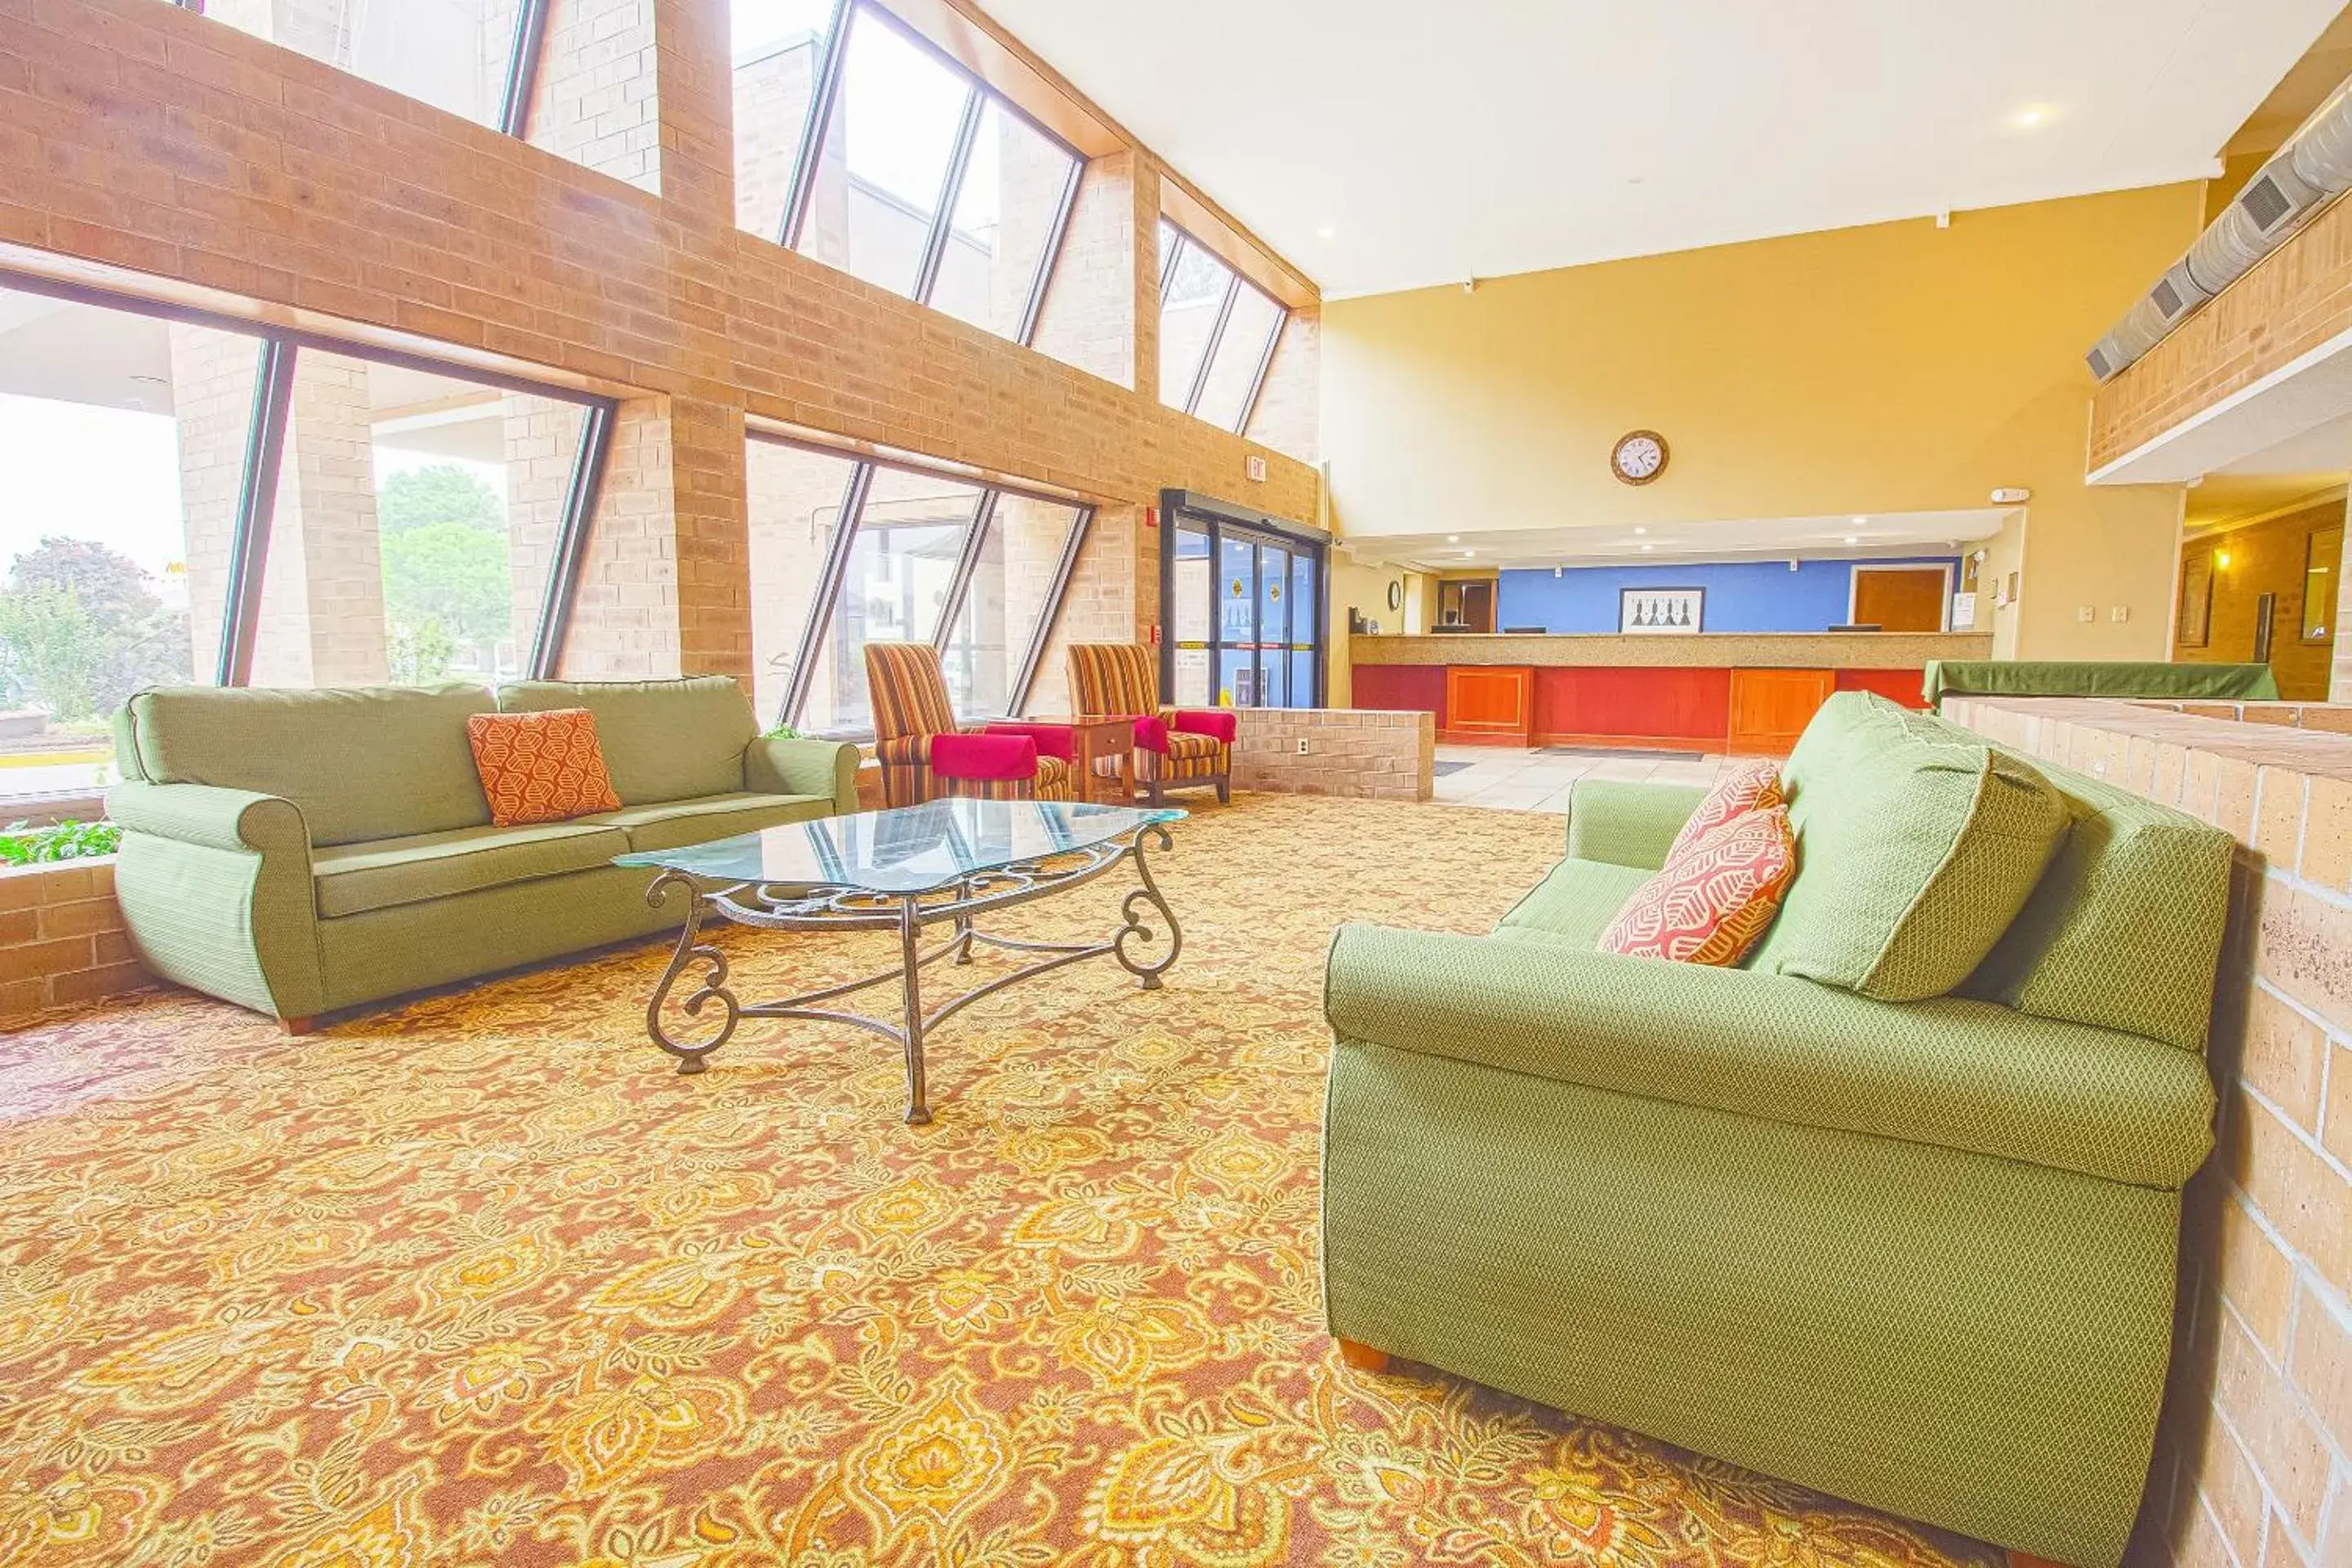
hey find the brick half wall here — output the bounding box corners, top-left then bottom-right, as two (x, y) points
(1947, 696), (2352, 1568)
(1, 860), (150, 1025)
(1230, 708), (1432, 801)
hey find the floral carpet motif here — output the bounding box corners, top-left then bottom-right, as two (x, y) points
(0, 794), (1996, 1567)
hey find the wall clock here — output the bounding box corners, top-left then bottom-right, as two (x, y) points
(1387, 581), (1403, 611)
(1611, 430), (1668, 486)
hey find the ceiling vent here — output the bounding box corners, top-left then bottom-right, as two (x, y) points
(2089, 76), (2352, 381)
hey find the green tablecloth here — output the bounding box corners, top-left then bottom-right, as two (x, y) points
(1922, 660), (2279, 706)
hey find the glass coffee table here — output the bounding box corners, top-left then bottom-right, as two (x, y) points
(616, 798), (1185, 1123)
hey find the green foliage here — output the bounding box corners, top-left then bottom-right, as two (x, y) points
(374, 465), (513, 677)
(377, 465), (504, 537)
(0, 537), (190, 723)
(764, 723), (807, 741)
(0, 818), (120, 865)
(382, 522), (511, 652)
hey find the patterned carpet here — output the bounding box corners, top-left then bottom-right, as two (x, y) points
(0, 794), (1996, 1567)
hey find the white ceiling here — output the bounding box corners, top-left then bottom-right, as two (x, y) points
(985, 0), (2345, 298)
(1347, 507), (2012, 572)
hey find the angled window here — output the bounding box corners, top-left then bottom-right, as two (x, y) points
(749, 430), (1094, 738)
(0, 285), (260, 807)
(943, 493), (1085, 715)
(1159, 225), (1289, 434)
(245, 351), (605, 689)
(746, 436), (861, 728)
(746, 2), (1081, 346)
(192, 0), (533, 131)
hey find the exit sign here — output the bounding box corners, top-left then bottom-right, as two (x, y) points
(1245, 455), (1267, 483)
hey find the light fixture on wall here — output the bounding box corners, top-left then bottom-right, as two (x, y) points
(2216, 550), (2233, 568)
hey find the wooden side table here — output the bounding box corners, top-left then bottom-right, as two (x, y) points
(1023, 715), (1135, 804)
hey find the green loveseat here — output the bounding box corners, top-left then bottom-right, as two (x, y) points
(106, 677), (858, 1025)
(1322, 693), (2230, 1568)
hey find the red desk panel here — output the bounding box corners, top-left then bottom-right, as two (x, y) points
(1534, 666), (1732, 749)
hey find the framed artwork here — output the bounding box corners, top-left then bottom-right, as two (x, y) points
(1619, 587), (1704, 635)
(2178, 554), (2213, 649)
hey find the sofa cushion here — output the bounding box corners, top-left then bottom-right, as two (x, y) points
(1665, 758), (1782, 862)
(497, 677), (755, 806)
(1961, 765), (2234, 1054)
(1746, 692), (2069, 1001)
(1493, 858), (1653, 950)
(466, 709), (623, 826)
(313, 821), (629, 918)
(577, 791), (834, 854)
(1600, 805), (1796, 966)
(124, 684), (497, 847)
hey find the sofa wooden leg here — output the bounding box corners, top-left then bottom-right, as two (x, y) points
(279, 1016), (318, 1036)
(1215, 775), (1230, 804)
(1335, 1338), (1389, 1373)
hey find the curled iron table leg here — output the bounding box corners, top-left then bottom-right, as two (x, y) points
(1113, 824), (1183, 990)
(645, 871), (739, 1073)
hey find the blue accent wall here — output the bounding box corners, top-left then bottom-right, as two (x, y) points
(1496, 557), (1958, 634)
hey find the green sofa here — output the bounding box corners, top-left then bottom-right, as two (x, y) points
(1322, 692), (2230, 1568)
(106, 677), (858, 1024)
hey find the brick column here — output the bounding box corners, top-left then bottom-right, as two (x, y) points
(166, 325), (263, 680)
(1029, 503), (1146, 715)
(650, 0), (734, 235)
(247, 353), (390, 687)
(528, 0), (662, 194)
(1245, 305), (1320, 463)
(1031, 152), (1160, 394)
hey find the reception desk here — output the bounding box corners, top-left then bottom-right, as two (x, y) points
(1351, 632), (1993, 755)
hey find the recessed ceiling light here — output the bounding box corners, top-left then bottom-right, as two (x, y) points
(1843, 535), (1860, 545)
(2011, 106), (2051, 129)
(1633, 526), (1646, 535)
(1446, 534), (1459, 543)
(1316, 225), (1336, 240)
(1851, 515), (1869, 526)
(1463, 550), (1477, 559)
(1639, 544), (1655, 553)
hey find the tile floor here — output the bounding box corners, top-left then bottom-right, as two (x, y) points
(1432, 744), (1731, 813)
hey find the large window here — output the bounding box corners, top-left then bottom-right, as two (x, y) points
(0, 274), (615, 811)
(1163, 494), (1324, 710)
(1158, 224), (1287, 434)
(747, 430), (1092, 738)
(172, 0), (658, 190)
(742, 1), (1082, 347)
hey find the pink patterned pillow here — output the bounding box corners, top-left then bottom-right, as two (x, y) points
(1667, 759), (1784, 862)
(1600, 806), (1796, 967)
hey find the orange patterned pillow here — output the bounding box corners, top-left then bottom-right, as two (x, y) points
(1601, 805), (1796, 967)
(466, 709), (622, 827)
(1666, 758), (1784, 862)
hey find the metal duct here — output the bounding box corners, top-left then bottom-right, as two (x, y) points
(2088, 70), (2352, 382)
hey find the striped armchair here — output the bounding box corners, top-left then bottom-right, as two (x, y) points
(1067, 644), (1233, 804)
(863, 643), (1075, 806)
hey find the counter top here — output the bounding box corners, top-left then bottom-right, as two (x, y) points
(1350, 632), (1993, 669)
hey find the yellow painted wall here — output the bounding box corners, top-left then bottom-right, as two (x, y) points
(1321, 184), (2207, 661)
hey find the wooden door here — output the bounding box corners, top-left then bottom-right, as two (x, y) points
(1444, 666), (1535, 745)
(1851, 568), (1948, 631)
(1461, 581), (1495, 633)
(1727, 668), (1837, 755)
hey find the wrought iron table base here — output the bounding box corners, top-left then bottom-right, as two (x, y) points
(641, 825), (1179, 1122)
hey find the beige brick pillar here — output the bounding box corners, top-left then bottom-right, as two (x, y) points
(528, 0), (662, 194)
(560, 394), (748, 684)
(1245, 305), (1321, 464)
(247, 354), (390, 687)
(2329, 492), (2352, 701)
(1030, 504), (1147, 716)
(1031, 152), (1160, 394)
(166, 325), (264, 681)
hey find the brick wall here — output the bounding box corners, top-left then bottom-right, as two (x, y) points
(1947, 696), (2352, 1568)
(1230, 707), (1433, 801)
(0, 860), (149, 1024)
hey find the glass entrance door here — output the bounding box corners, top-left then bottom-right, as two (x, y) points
(1162, 504), (1323, 710)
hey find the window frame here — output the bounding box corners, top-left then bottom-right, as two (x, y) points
(1157, 224), (1288, 434)
(773, 0), (1085, 349)
(1157, 488), (1325, 710)
(751, 427), (1094, 737)
(0, 266), (621, 702)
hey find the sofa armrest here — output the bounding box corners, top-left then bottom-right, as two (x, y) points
(1562, 779), (1706, 869)
(105, 779), (324, 1020)
(106, 778), (310, 858)
(1324, 924), (2214, 1188)
(744, 735), (861, 814)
